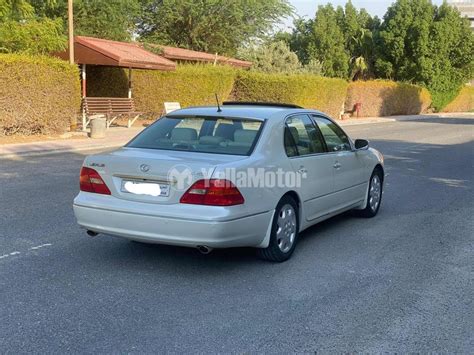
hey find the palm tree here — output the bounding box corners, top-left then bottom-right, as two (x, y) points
(350, 28), (373, 80)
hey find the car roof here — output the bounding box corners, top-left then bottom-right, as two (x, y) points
(167, 105), (326, 120)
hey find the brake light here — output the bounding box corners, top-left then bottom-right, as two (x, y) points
(180, 179), (244, 206)
(80, 167), (111, 195)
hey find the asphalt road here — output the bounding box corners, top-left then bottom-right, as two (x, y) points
(1, 116), (473, 353)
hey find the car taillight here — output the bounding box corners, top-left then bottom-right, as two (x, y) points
(79, 167), (111, 195)
(180, 179), (244, 206)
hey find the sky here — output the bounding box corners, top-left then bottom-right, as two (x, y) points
(284, 0), (445, 30)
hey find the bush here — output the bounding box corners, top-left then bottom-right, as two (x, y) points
(87, 64), (237, 114)
(344, 80), (431, 117)
(231, 71), (348, 119)
(239, 41), (302, 74)
(427, 77), (467, 112)
(0, 54), (81, 136)
(442, 86), (474, 113)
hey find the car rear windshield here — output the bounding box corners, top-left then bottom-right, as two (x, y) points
(126, 116), (264, 156)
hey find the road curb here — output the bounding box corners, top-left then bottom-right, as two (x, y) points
(339, 118), (397, 126)
(0, 143), (123, 159)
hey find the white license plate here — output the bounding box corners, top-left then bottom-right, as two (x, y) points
(121, 180), (170, 197)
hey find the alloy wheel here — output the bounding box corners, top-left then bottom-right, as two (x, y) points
(276, 204), (297, 253)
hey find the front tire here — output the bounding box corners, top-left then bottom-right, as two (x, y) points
(358, 169), (383, 218)
(257, 196), (299, 262)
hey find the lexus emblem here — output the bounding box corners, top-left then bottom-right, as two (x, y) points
(139, 164), (150, 173)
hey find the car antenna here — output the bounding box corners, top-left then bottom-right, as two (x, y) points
(215, 93), (222, 112)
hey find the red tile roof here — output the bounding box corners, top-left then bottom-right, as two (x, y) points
(55, 36), (176, 70)
(153, 45), (252, 68)
(54, 36), (251, 70)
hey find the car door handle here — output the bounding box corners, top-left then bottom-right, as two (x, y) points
(333, 162), (342, 169)
(297, 166), (307, 174)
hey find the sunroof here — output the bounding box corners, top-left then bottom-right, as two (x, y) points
(222, 101), (303, 109)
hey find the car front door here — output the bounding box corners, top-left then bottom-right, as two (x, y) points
(284, 114), (336, 221)
(311, 115), (366, 209)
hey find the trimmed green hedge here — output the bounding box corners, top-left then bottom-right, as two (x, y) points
(345, 80), (431, 117)
(442, 86), (474, 113)
(231, 71), (348, 119)
(0, 54), (81, 136)
(87, 64), (237, 114)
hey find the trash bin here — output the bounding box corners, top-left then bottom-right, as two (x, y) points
(89, 115), (106, 138)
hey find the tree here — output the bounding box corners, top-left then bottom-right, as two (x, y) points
(334, 1), (376, 79)
(0, 0), (66, 54)
(286, 2), (377, 79)
(375, 0), (474, 109)
(307, 4), (349, 78)
(240, 41), (301, 74)
(0, 0), (34, 21)
(286, 18), (314, 65)
(0, 18), (66, 54)
(30, 0), (141, 41)
(350, 28), (374, 80)
(137, 0), (293, 56)
(336, 1), (359, 55)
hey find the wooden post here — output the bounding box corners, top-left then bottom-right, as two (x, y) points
(68, 0), (74, 64)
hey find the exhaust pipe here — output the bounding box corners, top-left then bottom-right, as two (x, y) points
(197, 245), (213, 254)
(86, 230), (99, 237)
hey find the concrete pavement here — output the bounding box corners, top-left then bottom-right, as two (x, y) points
(0, 127), (144, 159)
(0, 115), (473, 352)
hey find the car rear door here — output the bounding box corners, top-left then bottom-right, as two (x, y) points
(311, 115), (366, 209)
(284, 114), (337, 221)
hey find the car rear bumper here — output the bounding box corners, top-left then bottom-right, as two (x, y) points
(73, 193), (273, 248)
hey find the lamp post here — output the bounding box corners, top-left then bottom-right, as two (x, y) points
(68, 0), (74, 64)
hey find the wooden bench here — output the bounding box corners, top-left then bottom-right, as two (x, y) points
(82, 97), (142, 130)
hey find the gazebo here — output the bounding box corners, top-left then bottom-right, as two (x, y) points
(56, 36), (176, 99)
(54, 36), (252, 130)
(55, 36), (177, 130)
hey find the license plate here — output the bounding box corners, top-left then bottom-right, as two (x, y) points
(121, 179), (170, 197)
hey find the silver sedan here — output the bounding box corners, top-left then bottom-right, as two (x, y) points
(73, 103), (384, 261)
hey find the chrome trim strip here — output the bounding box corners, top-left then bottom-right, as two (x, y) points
(113, 174), (174, 184)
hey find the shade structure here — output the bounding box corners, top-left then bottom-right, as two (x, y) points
(56, 36), (176, 70)
(153, 45), (252, 69)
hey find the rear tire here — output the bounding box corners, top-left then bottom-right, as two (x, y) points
(257, 196), (299, 262)
(358, 168), (383, 218)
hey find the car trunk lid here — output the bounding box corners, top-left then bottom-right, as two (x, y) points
(86, 147), (246, 204)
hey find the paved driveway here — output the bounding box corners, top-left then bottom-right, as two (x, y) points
(0, 116), (472, 352)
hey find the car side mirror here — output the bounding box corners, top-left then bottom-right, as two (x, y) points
(354, 139), (369, 150)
